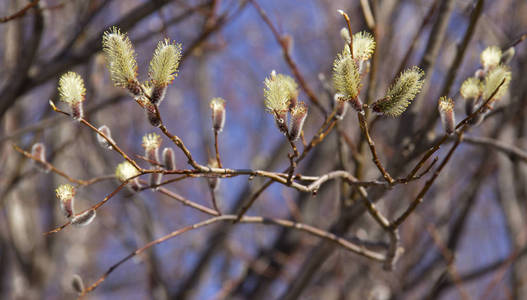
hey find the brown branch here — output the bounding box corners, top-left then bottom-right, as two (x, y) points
(391, 131), (462, 229)
(456, 79), (506, 130)
(234, 112), (339, 222)
(391, 78), (509, 228)
(357, 111), (394, 183)
(44, 181), (129, 235)
(50, 101), (142, 171)
(462, 136), (527, 163)
(0, 0), (40, 23)
(80, 214), (385, 296)
(156, 186), (220, 216)
(12, 144), (115, 186)
(426, 225), (471, 300)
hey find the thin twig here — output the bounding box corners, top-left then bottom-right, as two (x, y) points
(214, 131), (223, 168)
(338, 10), (354, 59)
(44, 181), (129, 235)
(79, 214), (386, 296)
(12, 144), (115, 186)
(391, 130), (462, 228)
(357, 112), (394, 183)
(462, 136), (527, 163)
(49, 101), (142, 171)
(0, 0), (40, 23)
(249, 0), (327, 115)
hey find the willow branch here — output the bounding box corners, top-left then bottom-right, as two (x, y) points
(50, 101), (142, 171)
(12, 144), (115, 186)
(80, 214), (386, 296)
(0, 0), (40, 23)
(358, 111), (394, 183)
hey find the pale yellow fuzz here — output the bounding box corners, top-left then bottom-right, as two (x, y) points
(482, 65), (511, 101)
(58, 72), (86, 104)
(480, 46), (502, 69)
(438, 96), (454, 112)
(149, 39), (182, 86)
(102, 27), (138, 87)
(115, 161), (140, 182)
(263, 71), (296, 112)
(460, 77), (481, 99)
(55, 184), (75, 201)
(142, 133), (162, 151)
(332, 49), (361, 100)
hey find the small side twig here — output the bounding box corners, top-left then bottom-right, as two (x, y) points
(357, 111), (394, 184)
(50, 101), (142, 171)
(13, 144), (115, 186)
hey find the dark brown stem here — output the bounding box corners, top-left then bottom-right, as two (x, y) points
(357, 112), (394, 184)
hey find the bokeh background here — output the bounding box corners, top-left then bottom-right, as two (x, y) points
(1, 0), (527, 299)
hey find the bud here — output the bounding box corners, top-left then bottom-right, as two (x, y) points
(210, 97), (226, 132)
(438, 97), (455, 134)
(460, 77), (481, 100)
(96, 125), (114, 150)
(71, 209), (96, 226)
(162, 147), (176, 170)
(460, 77), (481, 116)
(126, 80), (143, 99)
(340, 27), (351, 42)
(144, 101), (161, 127)
(334, 94), (349, 120)
(372, 66), (424, 117)
(480, 46), (502, 70)
(482, 65), (512, 102)
(274, 110), (289, 134)
(500, 47), (515, 65)
(352, 31), (375, 61)
(142, 133), (162, 190)
(350, 96), (363, 112)
(58, 72), (86, 121)
(263, 71), (298, 116)
(333, 49), (361, 101)
(71, 274), (84, 294)
(142, 133), (162, 164)
(264, 71), (296, 134)
(115, 161), (142, 192)
(149, 171), (162, 190)
(31, 143), (50, 172)
(102, 27), (140, 97)
(150, 85), (167, 105)
(464, 97), (477, 116)
(148, 39), (182, 105)
(55, 184), (75, 218)
(289, 102), (308, 141)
